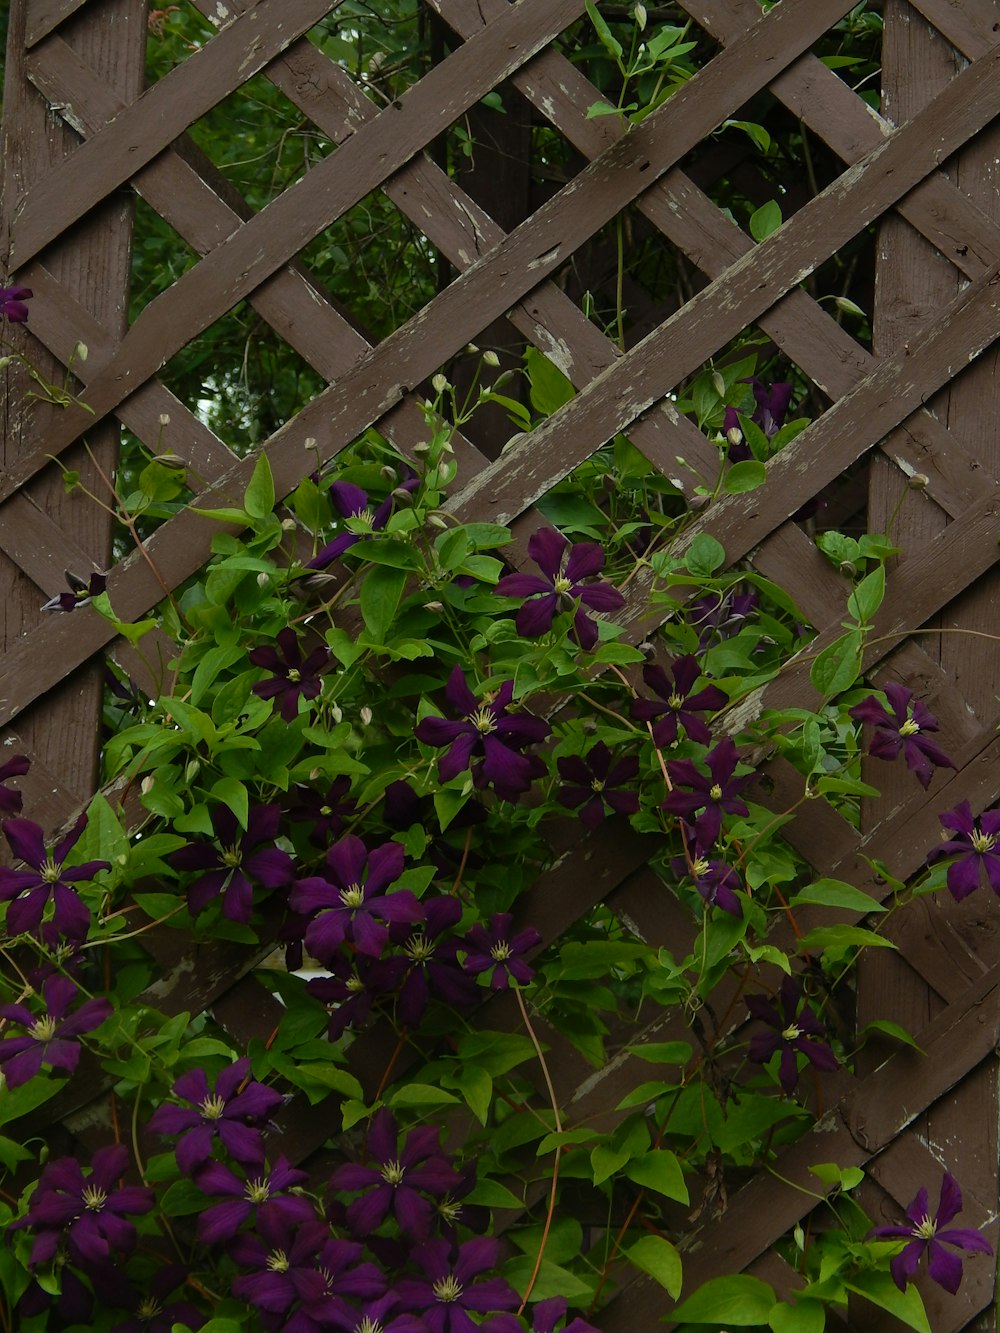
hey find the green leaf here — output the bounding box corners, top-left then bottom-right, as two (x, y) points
(360, 564), (407, 643)
(625, 1149), (688, 1202)
(670, 1274), (776, 1324)
(627, 1235), (682, 1298)
(244, 452), (275, 520)
(463, 1178), (524, 1209)
(388, 1083), (459, 1107)
(846, 1271), (931, 1333)
(862, 1019), (924, 1053)
(0, 1134), (33, 1170)
(769, 1298), (826, 1333)
(850, 564), (885, 623)
(503, 1256), (594, 1302)
(809, 1162), (865, 1191)
(591, 1143), (631, 1185)
(453, 1065), (493, 1125)
(295, 1064), (365, 1105)
(209, 777), (249, 829)
(810, 629), (864, 699)
(629, 1041), (692, 1065)
(0, 1077), (61, 1127)
(797, 925), (895, 953)
(685, 532), (726, 576)
(750, 199), (782, 241)
(197, 1320), (247, 1333)
(724, 459), (767, 493)
(525, 346), (575, 416)
(160, 1178), (211, 1216)
(584, 0), (623, 59)
(790, 879), (885, 913)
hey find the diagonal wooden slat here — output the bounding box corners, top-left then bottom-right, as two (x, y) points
(12, 0), (341, 264)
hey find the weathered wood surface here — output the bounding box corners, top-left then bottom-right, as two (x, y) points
(0, 0), (997, 1327)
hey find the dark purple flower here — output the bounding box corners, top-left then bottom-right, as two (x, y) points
(14, 1143), (153, 1270)
(631, 656), (728, 747)
(415, 668), (550, 801)
(672, 852), (743, 917)
(307, 479), (418, 569)
(0, 753), (29, 815)
(461, 913), (541, 991)
(661, 737), (751, 846)
(928, 800), (1000, 901)
(849, 683), (955, 789)
(396, 1238), (519, 1332)
(495, 527), (624, 650)
(329, 1109), (460, 1239)
(745, 976), (839, 1094)
(0, 284), (32, 322)
(230, 1211), (331, 1316)
(723, 378), (793, 456)
(41, 569), (108, 612)
(489, 1296), (601, 1333)
(290, 835), (420, 963)
(388, 896), (477, 1026)
(307, 952), (393, 1040)
(324, 1294), (426, 1333)
(169, 803), (293, 923)
(148, 1058), (284, 1175)
(868, 1172), (993, 1294)
(194, 1157), (315, 1245)
(687, 589), (757, 650)
(305, 1236), (388, 1324)
(110, 1265), (206, 1333)
(0, 974), (111, 1087)
(287, 776), (358, 845)
(556, 742), (639, 830)
(0, 813), (108, 941)
(250, 628), (330, 723)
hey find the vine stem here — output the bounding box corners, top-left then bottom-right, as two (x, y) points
(373, 1029), (409, 1106)
(515, 984), (561, 1315)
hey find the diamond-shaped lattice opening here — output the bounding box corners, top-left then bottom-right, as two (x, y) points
(155, 304), (327, 454)
(131, 197), (200, 308)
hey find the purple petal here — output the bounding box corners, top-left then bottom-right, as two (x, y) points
(563, 542), (605, 583)
(925, 1240), (964, 1294)
(527, 527), (568, 579)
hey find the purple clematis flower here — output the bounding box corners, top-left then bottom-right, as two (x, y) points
(14, 1143), (154, 1271)
(0, 813), (108, 941)
(0, 284), (32, 322)
(194, 1157), (315, 1245)
(556, 742), (639, 830)
(307, 479), (418, 570)
(396, 1237), (519, 1332)
(489, 1295), (601, 1333)
(148, 1058), (284, 1175)
(687, 589), (757, 650)
(324, 1294), (426, 1333)
(672, 852), (743, 918)
(415, 668), (550, 801)
(250, 628), (330, 723)
(41, 569), (108, 612)
(385, 896), (477, 1027)
(849, 683), (955, 790)
(307, 952), (395, 1040)
(495, 527), (624, 650)
(0, 974), (111, 1088)
(661, 737), (751, 847)
(723, 378), (793, 458)
(286, 776), (358, 845)
(230, 1212), (332, 1317)
(328, 1109), (461, 1239)
(0, 753), (29, 815)
(928, 800), (1000, 901)
(745, 976), (838, 1094)
(108, 1264), (206, 1333)
(868, 1172), (993, 1294)
(169, 803), (293, 923)
(631, 656), (728, 747)
(461, 913), (541, 991)
(290, 835), (421, 963)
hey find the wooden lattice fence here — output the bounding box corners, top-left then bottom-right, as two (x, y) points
(1, 0), (998, 1329)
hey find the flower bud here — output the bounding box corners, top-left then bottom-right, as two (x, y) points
(359, 706), (373, 727)
(413, 442), (431, 456)
(330, 703), (343, 724)
(185, 760), (201, 782)
(726, 426), (743, 447)
(634, 1), (647, 27)
(303, 436), (317, 450)
(391, 487), (414, 504)
(465, 343), (479, 354)
(281, 517), (297, 530)
(431, 373), (449, 394)
(158, 413), (171, 426)
(908, 473), (930, 490)
(309, 767), (323, 781)
(256, 572), (269, 587)
(74, 341), (88, 362)
(711, 370), (726, 398)
(426, 514), (448, 530)
(141, 775), (155, 795)
(483, 349), (501, 367)
(424, 600), (444, 613)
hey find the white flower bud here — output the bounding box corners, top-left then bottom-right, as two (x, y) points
(711, 370), (726, 398)
(431, 373), (448, 394)
(256, 572), (269, 587)
(427, 515), (448, 530)
(140, 775), (155, 795)
(634, 2), (647, 28)
(330, 703), (343, 724)
(424, 600), (444, 613)
(359, 706), (373, 726)
(185, 760), (201, 782)
(158, 413), (171, 426)
(726, 426), (743, 447)
(74, 341), (88, 362)
(483, 350), (501, 368)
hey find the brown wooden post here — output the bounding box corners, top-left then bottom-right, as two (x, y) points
(0, 0), (146, 829)
(858, 3), (999, 1329)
